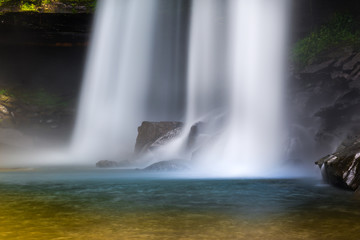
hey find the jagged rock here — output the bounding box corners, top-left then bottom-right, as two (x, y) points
(302, 59), (334, 73)
(291, 48), (360, 160)
(134, 121), (183, 153)
(330, 71), (349, 80)
(349, 65), (360, 81)
(316, 138), (360, 191)
(343, 52), (360, 71)
(143, 159), (189, 171)
(333, 51), (353, 67)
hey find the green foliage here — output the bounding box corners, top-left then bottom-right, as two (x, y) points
(17, 88), (68, 108)
(293, 13), (360, 66)
(20, 2), (36, 11)
(1, 87), (69, 109)
(0, 89), (9, 95)
(0, 0), (96, 12)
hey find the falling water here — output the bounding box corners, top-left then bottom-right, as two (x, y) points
(71, 0), (158, 161)
(186, 0), (289, 176)
(71, 0), (289, 175)
(71, 0), (188, 163)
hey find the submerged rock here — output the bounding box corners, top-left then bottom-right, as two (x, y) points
(143, 159), (189, 171)
(96, 160), (122, 168)
(316, 137), (360, 191)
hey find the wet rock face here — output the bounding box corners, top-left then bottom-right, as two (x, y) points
(316, 137), (360, 191)
(148, 127), (183, 151)
(134, 121), (183, 154)
(290, 47), (360, 160)
(0, 87), (77, 148)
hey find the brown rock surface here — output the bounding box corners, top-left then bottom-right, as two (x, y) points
(134, 121), (183, 154)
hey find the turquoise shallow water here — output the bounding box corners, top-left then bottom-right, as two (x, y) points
(0, 168), (359, 239)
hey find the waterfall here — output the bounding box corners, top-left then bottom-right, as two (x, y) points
(71, 0), (289, 176)
(186, 0), (289, 176)
(71, 0), (158, 161)
(71, 0), (187, 163)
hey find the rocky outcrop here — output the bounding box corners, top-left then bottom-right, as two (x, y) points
(290, 47), (360, 161)
(0, 87), (76, 148)
(143, 159), (189, 171)
(316, 137), (360, 191)
(134, 121), (183, 154)
(0, 90), (73, 127)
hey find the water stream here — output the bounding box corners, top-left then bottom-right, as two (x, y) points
(186, 0), (288, 176)
(71, 0), (290, 176)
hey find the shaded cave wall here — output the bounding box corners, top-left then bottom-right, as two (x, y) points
(0, 12), (93, 94)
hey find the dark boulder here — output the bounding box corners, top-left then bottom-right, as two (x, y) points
(134, 121), (183, 154)
(316, 137), (360, 191)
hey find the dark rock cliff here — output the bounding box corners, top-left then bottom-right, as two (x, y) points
(289, 47), (360, 163)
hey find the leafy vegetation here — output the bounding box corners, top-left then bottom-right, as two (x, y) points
(293, 13), (360, 66)
(0, 89), (9, 95)
(0, 0), (96, 12)
(20, 2), (36, 11)
(0, 87), (69, 109)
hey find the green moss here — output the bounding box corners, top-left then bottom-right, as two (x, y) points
(293, 13), (360, 66)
